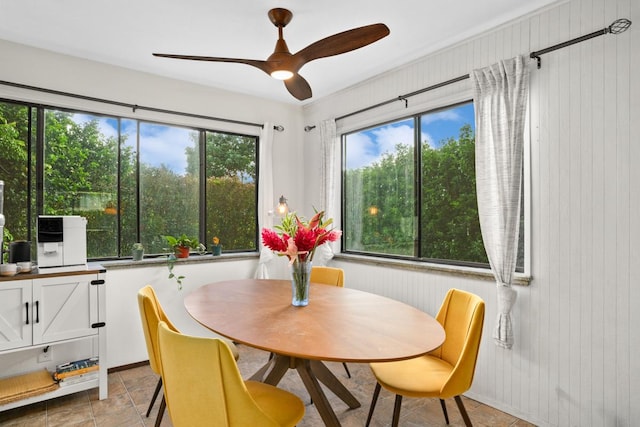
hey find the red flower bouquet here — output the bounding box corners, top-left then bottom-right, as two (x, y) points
(261, 210), (341, 264)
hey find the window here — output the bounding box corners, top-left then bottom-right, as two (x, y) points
(203, 131), (257, 250)
(343, 101), (523, 271)
(0, 102), (31, 252)
(138, 122), (200, 254)
(42, 110), (119, 258)
(344, 117), (416, 256)
(0, 99), (258, 260)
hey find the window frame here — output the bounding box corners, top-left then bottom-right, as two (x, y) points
(0, 97), (260, 261)
(340, 98), (529, 274)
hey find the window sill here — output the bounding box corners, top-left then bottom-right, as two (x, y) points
(100, 252), (259, 270)
(333, 253), (531, 286)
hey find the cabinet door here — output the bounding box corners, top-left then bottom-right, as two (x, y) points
(32, 274), (98, 344)
(0, 281), (33, 351)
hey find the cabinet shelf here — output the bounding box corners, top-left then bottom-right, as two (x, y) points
(0, 376), (100, 411)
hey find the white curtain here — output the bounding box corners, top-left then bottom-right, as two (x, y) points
(314, 119), (339, 265)
(472, 55), (529, 349)
(254, 122), (275, 279)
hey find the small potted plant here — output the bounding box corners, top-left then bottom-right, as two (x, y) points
(131, 243), (144, 261)
(163, 234), (205, 259)
(211, 236), (222, 256)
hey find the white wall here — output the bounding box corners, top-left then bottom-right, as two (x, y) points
(303, 0), (639, 426)
(102, 258), (258, 368)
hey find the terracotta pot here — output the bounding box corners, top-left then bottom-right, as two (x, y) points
(176, 246), (190, 258)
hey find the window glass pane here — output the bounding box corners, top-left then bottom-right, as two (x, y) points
(419, 102), (487, 264)
(344, 118), (416, 256)
(204, 131), (257, 251)
(139, 122), (199, 254)
(0, 101), (31, 259)
(43, 110), (119, 258)
(119, 119), (138, 255)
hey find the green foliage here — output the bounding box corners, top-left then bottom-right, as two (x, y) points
(187, 131), (257, 178)
(165, 254), (185, 290)
(420, 124), (487, 263)
(345, 142), (415, 256)
(0, 103), (30, 241)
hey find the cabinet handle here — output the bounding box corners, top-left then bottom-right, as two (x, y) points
(25, 302), (29, 325)
(35, 301), (39, 323)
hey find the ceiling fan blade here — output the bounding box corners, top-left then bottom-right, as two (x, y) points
(153, 53), (273, 75)
(284, 74), (312, 101)
(294, 23), (390, 66)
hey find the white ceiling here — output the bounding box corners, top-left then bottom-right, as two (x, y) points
(0, 0), (558, 105)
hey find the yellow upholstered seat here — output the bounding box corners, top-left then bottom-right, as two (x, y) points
(366, 288), (485, 427)
(157, 321), (305, 426)
(137, 285), (239, 426)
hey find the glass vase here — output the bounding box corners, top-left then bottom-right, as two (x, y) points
(290, 260), (311, 306)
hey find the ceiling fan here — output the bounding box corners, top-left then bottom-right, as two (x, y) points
(153, 8), (390, 101)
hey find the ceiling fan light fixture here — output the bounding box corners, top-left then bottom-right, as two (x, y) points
(152, 8), (390, 100)
(271, 69), (294, 80)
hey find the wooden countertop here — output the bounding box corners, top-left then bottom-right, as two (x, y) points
(0, 263), (105, 282)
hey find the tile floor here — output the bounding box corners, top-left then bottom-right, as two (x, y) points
(0, 344), (535, 426)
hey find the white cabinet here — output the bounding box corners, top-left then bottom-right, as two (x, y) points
(0, 266), (107, 410)
(0, 280), (32, 351)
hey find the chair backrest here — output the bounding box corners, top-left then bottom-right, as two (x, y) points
(429, 288), (485, 397)
(137, 285), (180, 375)
(310, 266), (344, 287)
(157, 321), (283, 426)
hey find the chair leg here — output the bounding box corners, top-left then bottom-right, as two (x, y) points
(365, 382), (382, 427)
(440, 398), (450, 424)
(155, 395), (166, 427)
(454, 395), (473, 427)
(391, 394), (403, 427)
(146, 377), (163, 417)
(342, 362), (351, 378)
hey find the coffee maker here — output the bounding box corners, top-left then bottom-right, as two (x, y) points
(37, 215), (88, 272)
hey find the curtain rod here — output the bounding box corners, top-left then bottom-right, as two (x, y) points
(307, 18), (630, 127)
(0, 79), (284, 131)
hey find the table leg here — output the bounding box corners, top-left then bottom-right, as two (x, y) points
(262, 354), (291, 385)
(248, 356), (275, 382)
(294, 358), (342, 427)
(310, 360), (361, 409)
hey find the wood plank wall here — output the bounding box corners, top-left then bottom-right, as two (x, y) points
(303, 0), (639, 425)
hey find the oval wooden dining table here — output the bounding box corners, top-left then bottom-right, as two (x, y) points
(184, 279), (445, 427)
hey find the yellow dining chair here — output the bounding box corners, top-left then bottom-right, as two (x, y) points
(365, 288), (485, 427)
(310, 266), (351, 378)
(310, 265), (344, 287)
(137, 285), (239, 427)
(156, 321), (305, 426)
